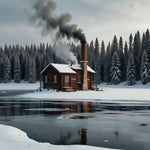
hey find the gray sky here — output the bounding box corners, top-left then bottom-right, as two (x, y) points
(0, 0), (150, 47)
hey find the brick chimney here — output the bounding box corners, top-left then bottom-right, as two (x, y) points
(80, 41), (88, 91)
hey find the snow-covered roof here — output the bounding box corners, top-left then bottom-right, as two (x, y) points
(87, 66), (96, 73)
(51, 63), (76, 74)
(72, 65), (96, 73)
(40, 63), (96, 74)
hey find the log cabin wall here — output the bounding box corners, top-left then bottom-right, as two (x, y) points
(42, 65), (94, 91)
(88, 72), (93, 89)
(43, 66), (60, 89)
(71, 69), (82, 90)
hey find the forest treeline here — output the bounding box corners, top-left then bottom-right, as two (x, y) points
(0, 29), (150, 85)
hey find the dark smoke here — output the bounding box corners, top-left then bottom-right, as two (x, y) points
(31, 0), (86, 42)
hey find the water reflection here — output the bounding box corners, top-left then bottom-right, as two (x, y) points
(0, 100), (150, 150)
(81, 129), (87, 145)
(1, 100), (150, 117)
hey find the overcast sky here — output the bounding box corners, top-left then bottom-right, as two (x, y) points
(0, 0), (150, 47)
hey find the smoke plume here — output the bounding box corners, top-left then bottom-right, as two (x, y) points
(31, 0), (86, 42)
(53, 42), (78, 64)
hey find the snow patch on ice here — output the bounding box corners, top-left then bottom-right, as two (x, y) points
(0, 124), (118, 150)
(0, 81), (39, 90)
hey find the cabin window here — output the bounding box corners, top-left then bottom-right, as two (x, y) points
(53, 75), (57, 83)
(65, 76), (70, 82)
(77, 76), (81, 83)
(45, 76), (48, 83)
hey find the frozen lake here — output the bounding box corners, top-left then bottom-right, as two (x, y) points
(0, 90), (150, 150)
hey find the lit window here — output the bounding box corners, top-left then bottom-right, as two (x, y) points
(65, 76), (70, 82)
(54, 75), (57, 83)
(77, 76), (81, 83)
(45, 76), (48, 83)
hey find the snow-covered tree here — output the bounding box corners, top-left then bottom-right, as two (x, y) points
(110, 52), (121, 84)
(146, 40), (150, 62)
(119, 37), (126, 81)
(3, 56), (11, 83)
(14, 56), (21, 83)
(28, 56), (37, 83)
(140, 51), (149, 84)
(133, 31), (141, 81)
(126, 54), (136, 85)
(104, 42), (111, 83)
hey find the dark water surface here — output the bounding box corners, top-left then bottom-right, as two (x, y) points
(0, 90), (150, 150)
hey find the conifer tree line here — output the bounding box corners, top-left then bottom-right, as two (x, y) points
(0, 29), (150, 85)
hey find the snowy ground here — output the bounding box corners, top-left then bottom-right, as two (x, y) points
(1, 81), (150, 103)
(20, 82), (150, 103)
(0, 81), (39, 90)
(0, 124), (117, 150)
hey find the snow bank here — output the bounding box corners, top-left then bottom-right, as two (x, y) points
(0, 81), (39, 90)
(0, 124), (117, 150)
(21, 82), (150, 103)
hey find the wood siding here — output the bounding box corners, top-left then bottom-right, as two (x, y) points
(42, 65), (94, 91)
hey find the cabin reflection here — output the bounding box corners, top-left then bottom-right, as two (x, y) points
(1, 100), (150, 117)
(81, 129), (87, 145)
(61, 101), (93, 114)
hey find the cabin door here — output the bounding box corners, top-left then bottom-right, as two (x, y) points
(65, 75), (70, 87)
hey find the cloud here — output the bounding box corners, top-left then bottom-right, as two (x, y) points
(79, 0), (99, 5)
(0, 0), (150, 46)
(76, 0), (150, 43)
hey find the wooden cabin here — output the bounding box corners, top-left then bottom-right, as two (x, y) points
(40, 63), (95, 91)
(40, 41), (96, 91)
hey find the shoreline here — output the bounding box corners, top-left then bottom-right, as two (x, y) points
(0, 124), (117, 150)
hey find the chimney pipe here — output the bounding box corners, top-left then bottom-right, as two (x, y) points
(80, 41), (88, 91)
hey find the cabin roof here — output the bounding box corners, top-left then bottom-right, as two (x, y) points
(40, 63), (96, 75)
(71, 65), (96, 73)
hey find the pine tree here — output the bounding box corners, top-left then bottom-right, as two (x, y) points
(100, 41), (105, 82)
(119, 37), (126, 81)
(146, 40), (150, 62)
(28, 56), (37, 83)
(126, 54), (136, 85)
(14, 56), (21, 83)
(95, 59), (101, 84)
(88, 40), (95, 69)
(110, 52), (121, 84)
(111, 35), (118, 56)
(140, 51), (149, 84)
(94, 38), (100, 69)
(3, 56), (11, 83)
(146, 29), (150, 44)
(129, 34), (133, 54)
(0, 57), (3, 83)
(124, 41), (129, 68)
(133, 32), (141, 80)
(104, 42), (111, 83)
(142, 33), (146, 53)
